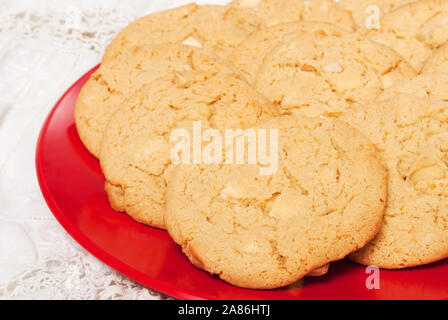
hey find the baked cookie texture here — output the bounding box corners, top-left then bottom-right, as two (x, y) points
(339, 0), (413, 29)
(75, 44), (239, 158)
(341, 95), (448, 268)
(229, 21), (347, 83)
(229, 0), (355, 31)
(362, 0), (448, 72)
(103, 4), (264, 62)
(255, 33), (416, 117)
(165, 115), (387, 289)
(378, 73), (448, 102)
(100, 71), (278, 229)
(422, 41), (448, 74)
(307, 263), (329, 276)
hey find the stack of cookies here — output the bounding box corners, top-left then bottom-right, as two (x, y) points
(75, 0), (448, 289)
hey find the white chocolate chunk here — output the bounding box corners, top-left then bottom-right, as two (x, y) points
(269, 197), (292, 218)
(175, 64), (192, 72)
(335, 72), (363, 93)
(182, 36), (202, 48)
(220, 186), (243, 200)
(322, 62), (343, 73)
(243, 242), (260, 254)
(266, 21), (280, 27)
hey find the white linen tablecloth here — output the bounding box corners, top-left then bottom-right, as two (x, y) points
(0, 0), (226, 300)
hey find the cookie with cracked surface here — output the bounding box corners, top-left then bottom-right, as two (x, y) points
(378, 73), (448, 102)
(341, 95), (448, 268)
(229, 21), (347, 83)
(361, 0), (448, 72)
(255, 33), (416, 117)
(100, 71), (279, 229)
(422, 41), (448, 74)
(165, 115), (387, 289)
(103, 4), (264, 62)
(75, 44), (240, 158)
(229, 0), (355, 31)
(338, 0), (413, 29)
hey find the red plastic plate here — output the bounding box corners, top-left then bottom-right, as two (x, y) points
(36, 66), (448, 300)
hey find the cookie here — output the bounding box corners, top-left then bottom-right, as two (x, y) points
(100, 71), (278, 229)
(229, 21), (347, 83)
(165, 115), (387, 289)
(75, 44), (240, 158)
(307, 264), (330, 277)
(378, 73), (448, 102)
(341, 95), (448, 268)
(362, 0), (448, 72)
(255, 33), (416, 117)
(229, 0), (355, 31)
(103, 4), (264, 62)
(422, 41), (448, 74)
(339, 0), (413, 29)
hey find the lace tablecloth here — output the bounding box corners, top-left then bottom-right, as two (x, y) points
(0, 0), (225, 300)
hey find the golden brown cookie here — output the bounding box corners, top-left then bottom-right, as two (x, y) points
(255, 33), (416, 117)
(100, 71), (278, 229)
(165, 115), (386, 289)
(378, 73), (448, 102)
(306, 264), (330, 277)
(229, 21), (347, 83)
(422, 41), (448, 74)
(341, 95), (448, 268)
(75, 44), (239, 158)
(229, 0), (355, 31)
(361, 0), (448, 72)
(103, 4), (264, 62)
